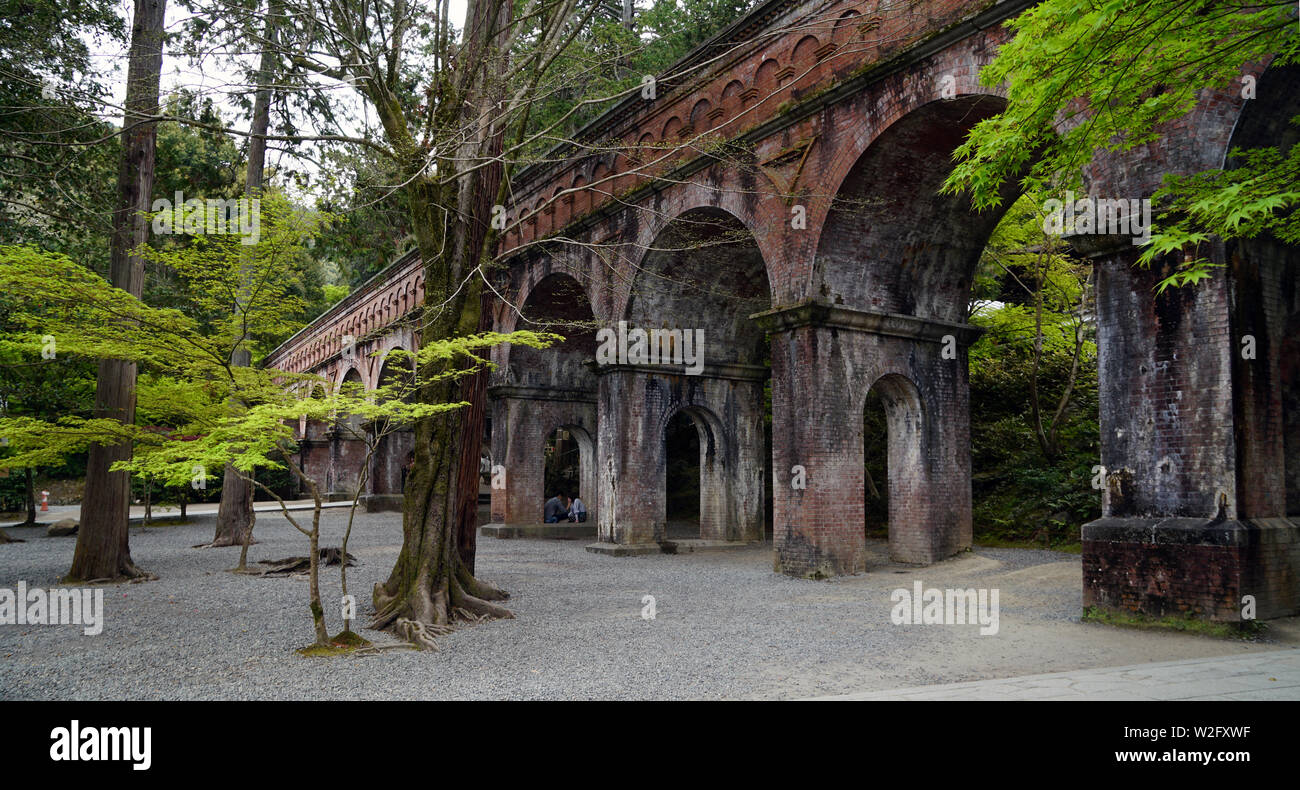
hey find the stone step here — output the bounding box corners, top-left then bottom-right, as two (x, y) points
(583, 539), (761, 556)
(660, 539), (761, 554)
(481, 523), (597, 540)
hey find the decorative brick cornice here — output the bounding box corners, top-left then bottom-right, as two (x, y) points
(588, 360), (770, 382)
(750, 299), (983, 345)
(487, 385), (598, 403)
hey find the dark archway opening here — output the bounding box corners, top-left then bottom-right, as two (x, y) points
(544, 427), (581, 503)
(863, 389), (888, 540)
(664, 410), (701, 539)
(511, 273), (598, 390)
(1224, 63), (1300, 518)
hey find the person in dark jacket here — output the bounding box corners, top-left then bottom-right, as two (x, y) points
(544, 493), (567, 523)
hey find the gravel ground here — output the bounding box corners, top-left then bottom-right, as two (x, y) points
(0, 509), (1291, 700)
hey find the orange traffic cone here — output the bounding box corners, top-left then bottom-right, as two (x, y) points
(40, 490), (49, 512)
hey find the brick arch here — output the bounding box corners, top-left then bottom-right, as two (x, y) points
(754, 58), (781, 97)
(719, 79), (746, 129)
(623, 204), (773, 367)
(612, 150), (635, 195)
(336, 362), (365, 391)
(501, 268), (599, 392)
(505, 257), (602, 332)
(544, 185), (563, 233)
(813, 93), (1015, 322)
(570, 174), (589, 216)
(689, 98), (712, 131)
(615, 187), (783, 317)
(832, 8), (862, 42)
(375, 343), (414, 396)
(792, 34), (820, 69)
(659, 402), (725, 459)
(589, 161), (611, 210)
(521, 199), (538, 244)
(635, 131), (655, 164)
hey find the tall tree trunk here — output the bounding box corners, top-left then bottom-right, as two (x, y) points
(370, 0), (513, 639)
(214, 0), (279, 547)
(451, 224), (501, 577)
(212, 361), (255, 545)
(65, 0), (165, 583)
(23, 467), (35, 525)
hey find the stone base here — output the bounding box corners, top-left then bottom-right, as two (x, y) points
(1082, 516), (1300, 622)
(362, 494), (404, 512)
(584, 542), (662, 557)
(480, 523), (597, 540)
(660, 539), (761, 554)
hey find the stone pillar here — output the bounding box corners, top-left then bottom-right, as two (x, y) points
(363, 425), (412, 512)
(1081, 237), (1300, 621)
(328, 419), (369, 502)
(593, 367), (664, 548)
(489, 397), (509, 522)
(700, 371), (766, 543)
(571, 426), (599, 525)
(757, 301), (978, 577)
(298, 418), (332, 498)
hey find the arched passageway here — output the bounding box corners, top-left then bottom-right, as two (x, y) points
(595, 207), (770, 548)
(766, 95), (1016, 575)
(490, 272), (599, 525)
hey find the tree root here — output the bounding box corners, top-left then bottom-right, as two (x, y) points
(372, 572), (512, 650)
(75, 572), (157, 585)
(192, 537), (259, 549)
(250, 548), (356, 576)
(394, 617), (454, 650)
(0, 530), (24, 544)
(455, 562), (508, 601)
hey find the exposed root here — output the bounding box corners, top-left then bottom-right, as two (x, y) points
(350, 642), (421, 656)
(394, 617), (455, 651)
(192, 537), (259, 549)
(456, 562), (509, 601)
(251, 548), (357, 576)
(0, 530), (24, 544)
(75, 572), (157, 585)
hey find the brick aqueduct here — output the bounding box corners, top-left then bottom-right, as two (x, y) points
(264, 0), (1300, 621)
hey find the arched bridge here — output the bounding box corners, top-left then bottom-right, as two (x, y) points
(264, 0), (1300, 622)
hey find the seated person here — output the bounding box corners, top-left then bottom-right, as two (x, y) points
(543, 493), (566, 523)
(568, 494), (587, 523)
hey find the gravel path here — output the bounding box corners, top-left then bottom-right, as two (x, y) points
(0, 509), (1290, 700)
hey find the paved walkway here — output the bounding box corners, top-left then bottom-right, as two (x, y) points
(3, 498), (354, 527)
(814, 649), (1300, 700)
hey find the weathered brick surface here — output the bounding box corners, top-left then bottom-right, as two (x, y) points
(1079, 62), (1300, 620)
(761, 302), (977, 575)
(1083, 518), (1300, 621)
(596, 364), (766, 545)
(490, 391), (597, 524)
